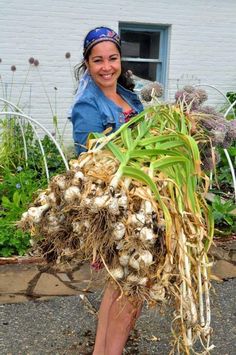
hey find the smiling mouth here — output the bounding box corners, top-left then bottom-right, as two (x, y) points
(101, 74), (113, 79)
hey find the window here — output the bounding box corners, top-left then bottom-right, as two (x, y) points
(119, 23), (169, 87)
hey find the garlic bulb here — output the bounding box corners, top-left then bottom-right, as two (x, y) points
(80, 197), (91, 208)
(144, 200), (153, 215)
(128, 212), (145, 227)
(36, 192), (50, 205)
(119, 253), (130, 266)
(93, 194), (110, 208)
(110, 266), (124, 280)
(52, 175), (67, 189)
(21, 211), (28, 221)
(129, 250), (153, 270)
(112, 222), (126, 240)
(149, 284), (165, 301)
(27, 204), (50, 223)
(108, 197), (120, 215)
(126, 274), (139, 283)
(90, 183), (97, 194)
(117, 193), (128, 209)
(127, 274), (148, 286)
(69, 159), (81, 170)
(116, 240), (124, 250)
(48, 192), (56, 204)
(64, 186), (81, 202)
(72, 171), (84, 185)
(47, 214), (60, 232)
(140, 227), (156, 244)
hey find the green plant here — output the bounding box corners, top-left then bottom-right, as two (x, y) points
(0, 221), (31, 257)
(0, 191), (31, 256)
(0, 167), (48, 257)
(212, 143), (236, 195)
(211, 195), (236, 234)
(226, 91), (236, 115)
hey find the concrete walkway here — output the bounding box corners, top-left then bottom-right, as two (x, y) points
(0, 240), (236, 354)
(0, 259), (106, 304)
(1, 240), (236, 304)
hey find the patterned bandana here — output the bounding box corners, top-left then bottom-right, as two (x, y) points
(83, 26), (121, 58)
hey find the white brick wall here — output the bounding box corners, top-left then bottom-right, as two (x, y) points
(1, 0), (236, 146)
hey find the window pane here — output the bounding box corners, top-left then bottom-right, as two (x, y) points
(120, 30), (160, 59)
(122, 61), (159, 81)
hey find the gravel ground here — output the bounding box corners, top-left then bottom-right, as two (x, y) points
(0, 279), (236, 355)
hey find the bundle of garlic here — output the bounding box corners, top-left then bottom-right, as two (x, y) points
(19, 103), (215, 354)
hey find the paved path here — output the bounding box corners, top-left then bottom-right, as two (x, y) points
(1, 240), (236, 305)
(0, 240), (236, 354)
(0, 279), (236, 354)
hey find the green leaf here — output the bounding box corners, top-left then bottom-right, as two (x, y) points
(13, 191), (21, 207)
(1, 195), (11, 207)
(106, 142), (125, 163)
(129, 149), (180, 159)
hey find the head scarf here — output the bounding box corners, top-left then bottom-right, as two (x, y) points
(83, 26), (121, 58)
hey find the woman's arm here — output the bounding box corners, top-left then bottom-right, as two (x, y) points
(71, 100), (104, 155)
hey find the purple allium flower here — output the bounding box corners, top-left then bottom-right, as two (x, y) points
(175, 88), (201, 110)
(16, 166), (23, 172)
(34, 59), (39, 66)
(28, 57), (35, 64)
(126, 70), (133, 78)
(226, 119), (236, 140)
(201, 149), (221, 171)
(11, 65), (16, 72)
(195, 88), (208, 105)
(196, 105), (218, 116)
(183, 85), (195, 93)
(16, 183), (21, 189)
(141, 82), (164, 101)
(65, 52), (71, 59)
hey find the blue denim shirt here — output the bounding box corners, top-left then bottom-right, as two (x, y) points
(71, 78), (143, 155)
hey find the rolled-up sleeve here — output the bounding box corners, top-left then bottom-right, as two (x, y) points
(71, 100), (104, 155)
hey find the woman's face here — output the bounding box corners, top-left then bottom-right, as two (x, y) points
(86, 41), (121, 91)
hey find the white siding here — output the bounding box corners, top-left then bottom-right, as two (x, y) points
(1, 0), (236, 145)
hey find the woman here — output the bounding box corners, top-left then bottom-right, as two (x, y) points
(71, 26), (143, 155)
(71, 27), (144, 355)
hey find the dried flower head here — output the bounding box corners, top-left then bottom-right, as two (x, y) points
(34, 59), (39, 66)
(226, 119), (236, 140)
(175, 86), (208, 111)
(201, 149), (221, 171)
(222, 120), (236, 148)
(194, 88), (208, 105)
(126, 70), (133, 78)
(65, 52), (71, 59)
(140, 82), (164, 102)
(28, 57), (35, 64)
(11, 65), (16, 72)
(183, 85), (195, 93)
(196, 105), (218, 116)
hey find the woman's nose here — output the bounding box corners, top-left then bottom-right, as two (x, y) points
(102, 60), (111, 71)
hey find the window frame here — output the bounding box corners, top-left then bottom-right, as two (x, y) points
(119, 22), (170, 90)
